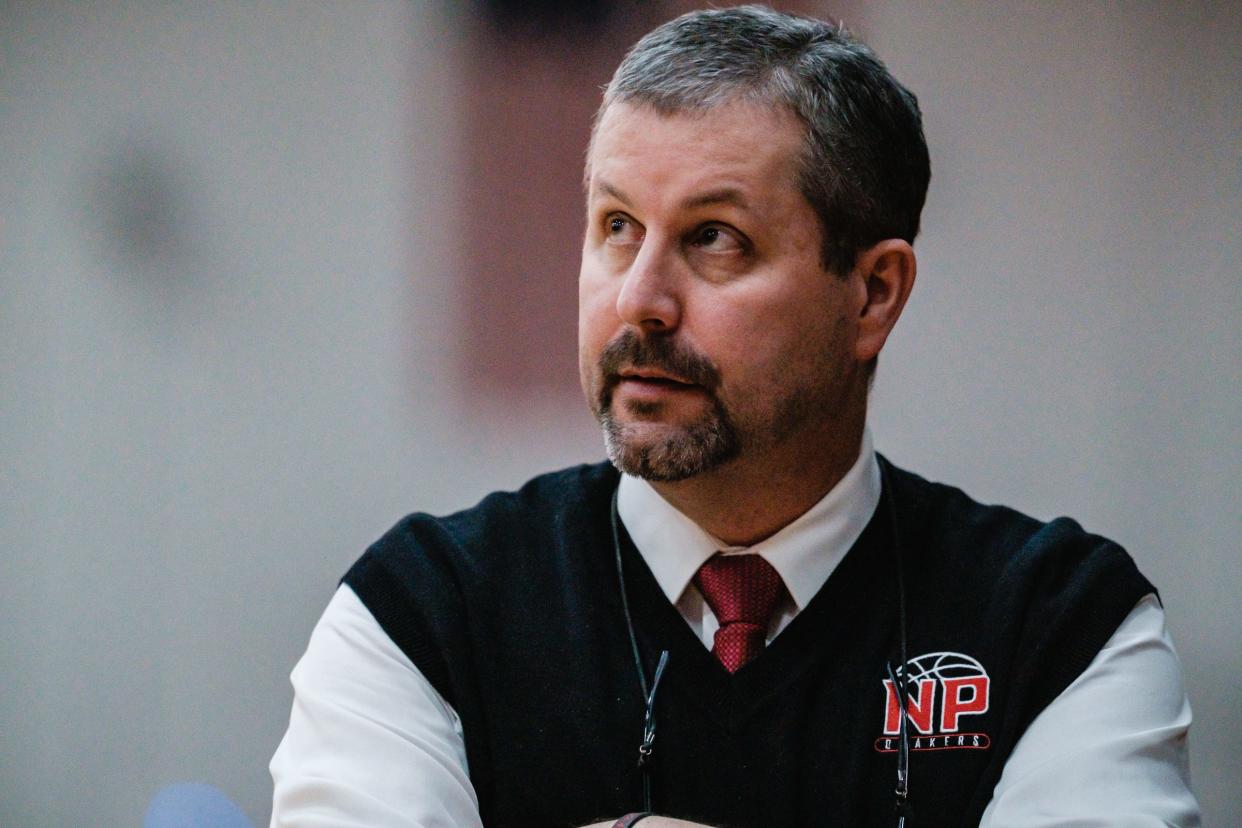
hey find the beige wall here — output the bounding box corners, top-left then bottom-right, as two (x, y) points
(1, 2), (1237, 824)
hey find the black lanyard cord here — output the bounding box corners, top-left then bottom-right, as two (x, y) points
(611, 487), (649, 699)
(880, 461), (914, 826)
(611, 487), (670, 812)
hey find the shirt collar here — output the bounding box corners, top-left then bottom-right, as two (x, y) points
(616, 429), (882, 610)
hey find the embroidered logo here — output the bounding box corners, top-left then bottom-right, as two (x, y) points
(874, 651), (992, 753)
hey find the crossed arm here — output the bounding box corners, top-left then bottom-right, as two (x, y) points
(270, 587), (1198, 827)
(580, 820), (707, 828)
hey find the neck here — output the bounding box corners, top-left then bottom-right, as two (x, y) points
(649, 415), (867, 547)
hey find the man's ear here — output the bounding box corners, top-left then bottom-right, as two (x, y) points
(851, 239), (916, 363)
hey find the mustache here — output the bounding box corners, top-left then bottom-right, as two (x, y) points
(598, 329), (722, 392)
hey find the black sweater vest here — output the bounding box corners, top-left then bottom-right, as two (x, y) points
(344, 459), (1152, 827)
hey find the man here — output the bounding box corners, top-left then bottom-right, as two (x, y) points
(272, 6), (1198, 826)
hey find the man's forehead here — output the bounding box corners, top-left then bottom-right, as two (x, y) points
(585, 100), (805, 200)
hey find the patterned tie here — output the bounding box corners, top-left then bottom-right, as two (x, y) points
(693, 554), (784, 673)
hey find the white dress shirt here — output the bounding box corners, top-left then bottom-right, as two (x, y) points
(271, 437), (1200, 826)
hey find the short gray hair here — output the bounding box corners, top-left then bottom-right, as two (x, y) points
(596, 5), (930, 277)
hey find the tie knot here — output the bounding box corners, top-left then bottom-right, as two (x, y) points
(694, 553), (784, 630)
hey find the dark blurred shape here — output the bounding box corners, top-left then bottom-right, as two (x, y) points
(95, 137), (190, 270)
(454, 5), (657, 401)
(481, 0), (612, 35)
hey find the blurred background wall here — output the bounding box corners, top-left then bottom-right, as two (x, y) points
(1, 1), (1237, 825)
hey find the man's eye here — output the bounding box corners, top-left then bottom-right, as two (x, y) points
(692, 224), (744, 253)
(605, 214), (642, 245)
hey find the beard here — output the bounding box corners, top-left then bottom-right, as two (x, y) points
(591, 330), (741, 482)
(601, 399), (740, 482)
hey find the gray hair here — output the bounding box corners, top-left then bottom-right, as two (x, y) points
(596, 5), (930, 277)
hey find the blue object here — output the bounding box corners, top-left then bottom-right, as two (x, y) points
(144, 783), (253, 828)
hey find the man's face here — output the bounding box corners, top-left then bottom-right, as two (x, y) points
(579, 100), (864, 482)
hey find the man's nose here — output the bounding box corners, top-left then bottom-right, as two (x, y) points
(615, 238), (682, 333)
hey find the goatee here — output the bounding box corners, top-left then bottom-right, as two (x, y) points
(593, 330), (740, 482)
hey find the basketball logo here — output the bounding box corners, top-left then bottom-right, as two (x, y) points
(875, 651), (992, 753)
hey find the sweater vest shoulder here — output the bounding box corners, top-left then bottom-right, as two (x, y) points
(344, 459), (1153, 827)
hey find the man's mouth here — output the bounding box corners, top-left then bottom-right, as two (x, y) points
(608, 368), (709, 409)
(617, 368), (698, 388)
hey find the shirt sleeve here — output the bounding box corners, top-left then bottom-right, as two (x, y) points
(979, 593), (1201, 827)
(270, 585), (483, 828)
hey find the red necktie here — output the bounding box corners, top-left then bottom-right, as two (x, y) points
(693, 554), (784, 673)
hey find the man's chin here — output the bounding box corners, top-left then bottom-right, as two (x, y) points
(601, 415), (737, 483)
(607, 417), (683, 442)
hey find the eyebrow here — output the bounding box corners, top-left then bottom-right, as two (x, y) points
(593, 180), (752, 212)
(597, 181), (631, 205)
(682, 187), (750, 211)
